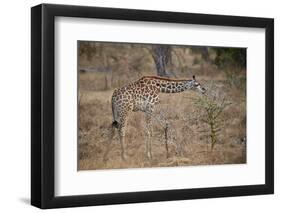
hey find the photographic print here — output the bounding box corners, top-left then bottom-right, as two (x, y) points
(78, 41), (246, 170)
(31, 4), (273, 208)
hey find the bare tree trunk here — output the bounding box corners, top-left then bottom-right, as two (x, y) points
(104, 75), (108, 90)
(151, 45), (171, 76)
(201, 47), (209, 62)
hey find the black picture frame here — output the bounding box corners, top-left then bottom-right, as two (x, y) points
(31, 3), (274, 209)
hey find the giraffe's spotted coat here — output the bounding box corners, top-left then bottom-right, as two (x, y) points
(107, 75), (206, 160)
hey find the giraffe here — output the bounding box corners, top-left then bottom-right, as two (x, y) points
(104, 75), (206, 161)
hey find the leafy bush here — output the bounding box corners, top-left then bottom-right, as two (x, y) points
(192, 85), (231, 150)
(213, 48), (246, 69)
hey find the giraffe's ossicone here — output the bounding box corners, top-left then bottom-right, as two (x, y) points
(105, 75), (206, 161)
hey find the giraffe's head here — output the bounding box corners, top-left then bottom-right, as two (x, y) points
(190, 75), (206, 94)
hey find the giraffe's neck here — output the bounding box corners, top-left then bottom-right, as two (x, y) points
(159, 80), (193, 93)
(143, 76), (194, 93)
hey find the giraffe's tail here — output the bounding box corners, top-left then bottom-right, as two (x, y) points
(111, 95), (120, 129)
(112, 121), (119, 129)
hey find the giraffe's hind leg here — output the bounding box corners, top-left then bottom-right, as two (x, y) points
(118, 125), (127, 161)
(118, 112), (129, 161)
(145, 113), (153, 160)
(103, 124), (116, 162)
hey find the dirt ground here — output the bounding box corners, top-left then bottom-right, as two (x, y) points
(78, 43), (246, 170)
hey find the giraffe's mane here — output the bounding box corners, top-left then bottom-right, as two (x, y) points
(141, 76), (191, 82)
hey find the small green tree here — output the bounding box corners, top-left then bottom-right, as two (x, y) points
(192, 87), (231, 150)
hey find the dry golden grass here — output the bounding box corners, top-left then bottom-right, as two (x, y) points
(78, 44), (246, 170)
(78, 79), (246, 170)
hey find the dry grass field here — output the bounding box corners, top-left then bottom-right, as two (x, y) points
(78, 42), (246, 170)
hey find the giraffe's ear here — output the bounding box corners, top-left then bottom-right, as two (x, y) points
(193, 75), (196, 80)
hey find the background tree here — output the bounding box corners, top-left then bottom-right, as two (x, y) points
(151, 45), (172, 76)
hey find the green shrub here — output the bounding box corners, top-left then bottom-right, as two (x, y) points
(192, 86), (231, 150)
(213, 48), (246, 69)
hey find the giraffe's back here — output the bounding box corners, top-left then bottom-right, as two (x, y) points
(111, 78), (160, 123)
